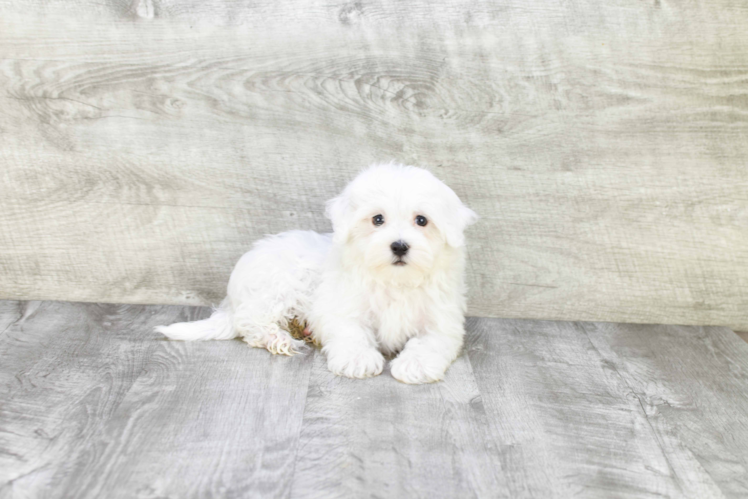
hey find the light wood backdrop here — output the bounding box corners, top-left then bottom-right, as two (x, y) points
(1, 0), (747, 328)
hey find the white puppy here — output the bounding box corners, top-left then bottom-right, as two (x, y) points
(156, 162), (478, 384)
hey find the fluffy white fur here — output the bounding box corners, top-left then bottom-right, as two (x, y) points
(156, 162), (478, 384)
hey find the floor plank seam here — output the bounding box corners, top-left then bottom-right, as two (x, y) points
(629, 391), (686, 496)
(0, 302), (24, 340)
(4, 464), (47, 490)
(576, 322), (687, 497)
(461, 319), (517, 497)
(284, 349), (318, 496)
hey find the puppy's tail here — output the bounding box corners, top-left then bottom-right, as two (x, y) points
(155, 301), (236, 341)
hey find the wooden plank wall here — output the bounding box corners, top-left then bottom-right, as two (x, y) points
(1, 0), (747, 328)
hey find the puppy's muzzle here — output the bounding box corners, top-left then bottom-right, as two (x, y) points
(390, 240), (409, 262)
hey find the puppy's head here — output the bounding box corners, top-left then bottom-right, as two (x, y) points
(326, 163), (478, 285)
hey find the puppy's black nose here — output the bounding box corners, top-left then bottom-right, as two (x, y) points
(390, 240), (409, 257)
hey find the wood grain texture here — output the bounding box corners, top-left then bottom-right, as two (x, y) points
(1, 0), (748, 328)
(290, 350), (508, 498)
(2, 300), (748, 497)
(584, 322), (748, 497)
(466, 318), (688, 497)
(465, 317), (748, 497)
(0, 300), (314, 498)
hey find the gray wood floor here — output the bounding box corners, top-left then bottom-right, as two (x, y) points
(1, 300), (747, 498)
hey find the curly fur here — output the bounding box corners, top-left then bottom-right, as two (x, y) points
(156, 162), (478, 384)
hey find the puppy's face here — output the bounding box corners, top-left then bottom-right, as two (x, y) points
(326, 164), (478, 286)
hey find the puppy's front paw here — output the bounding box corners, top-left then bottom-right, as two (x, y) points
(390, 350), (445, 384)
(325, 344), (384, 379)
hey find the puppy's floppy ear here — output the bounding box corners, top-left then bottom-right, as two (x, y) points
(325, 192), (354, 244)
(442, 200), (479, 248)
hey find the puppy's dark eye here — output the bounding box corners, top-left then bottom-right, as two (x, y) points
(372, 214), (385, 226)
(415, 215), (428, 227)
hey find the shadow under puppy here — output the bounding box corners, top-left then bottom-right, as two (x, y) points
(157, 162), (478, 384)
